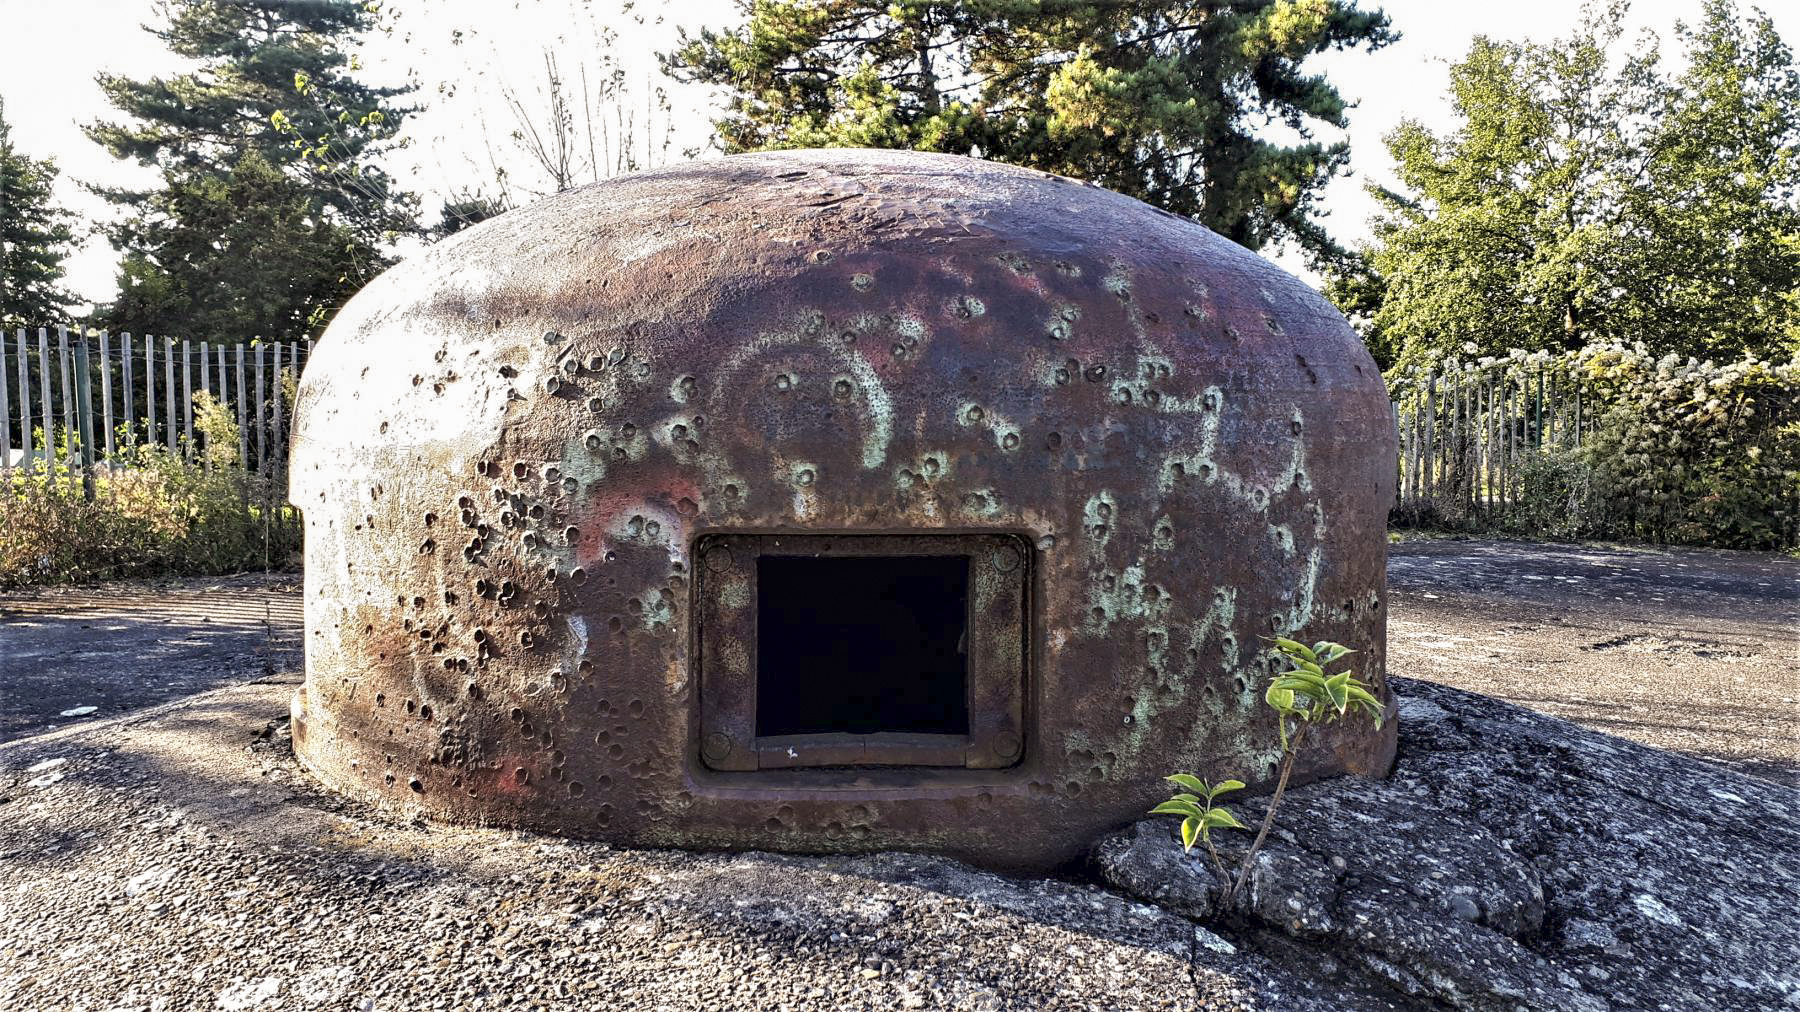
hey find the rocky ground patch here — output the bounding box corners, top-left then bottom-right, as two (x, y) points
(1098, 678), (1800, 1011)
(3, 672), (1794, 1010)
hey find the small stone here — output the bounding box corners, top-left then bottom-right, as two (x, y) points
(1446, 894), (1481, 922)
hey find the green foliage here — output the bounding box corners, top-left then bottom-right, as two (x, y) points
(1510, 448), (1610, 543)
(105, 150), (372, 338)
(1571, 344), (1799, 548)
(666, 1), (1397, 264)
(107, 152), (370, 340)
(0, 393), (299, 587)
(1393, 344), (1799, 550)
(1151, 775), (1247, 856)
(0, 99), (77, 328)
(1158, 636), (1383, 899)
(88, 0), (417, 339)
(1263, 637), (1384, 748)
(1333, 0), (1800, 367)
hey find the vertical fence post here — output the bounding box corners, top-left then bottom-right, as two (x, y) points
(235, 345), (248, 488)
(1533, 370), (1544, 451)
(37, 328), (53, 472)
(59, 326), (75, 492)
(1497, 372), (1512, 507)
(163, 335), (176, 452)
(200, 341), (211, 468)
(1391, 397), (1402, 510)
(121, 333), (135, 450)
(217, 344), (230, 458)
(76, 334), (96, 501)
(253, 342), (268, 543)
(1485, 373), (1497, 513)
(1455, 372), (1468, 514)
(0, 334), (10, 477)
(145, 335), (157, 448)
(182, 337), (194, 458)
(254, 343), (266, 475)
(99, 331), (114, 463)
(17, 330), (32, 473)
(272, 342), (285, 472)
(1476, 372), (1490, 511)
(1422, 369), (1436, 506)
(1399, 375), (1414, 508)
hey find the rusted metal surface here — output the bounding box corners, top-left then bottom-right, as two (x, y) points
(288, 149), (1397, 871)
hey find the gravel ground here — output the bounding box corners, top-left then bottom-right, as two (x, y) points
(0, 677), (1411, 1011)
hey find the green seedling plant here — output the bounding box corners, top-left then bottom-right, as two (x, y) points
(1156, 636), (1385, 904)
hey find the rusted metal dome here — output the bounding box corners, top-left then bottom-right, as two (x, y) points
(289, 149), (1397, 870)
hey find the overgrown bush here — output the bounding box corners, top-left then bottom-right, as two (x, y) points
(1510, 449), (1611, 542)
(0, 393), (301, 587)
(1570, 345), (1798, 549)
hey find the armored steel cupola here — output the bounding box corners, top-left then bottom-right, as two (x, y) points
(289, 149), (1397, 870)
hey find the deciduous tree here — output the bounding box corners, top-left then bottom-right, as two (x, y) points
(1334, 0), (1799, 367)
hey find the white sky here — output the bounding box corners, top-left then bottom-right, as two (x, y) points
(1, 0), (1791, 313)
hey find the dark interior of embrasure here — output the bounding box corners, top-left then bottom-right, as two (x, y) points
(755, 555), (971, 737)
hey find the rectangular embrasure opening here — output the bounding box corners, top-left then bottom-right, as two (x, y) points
(755, 555), (970, 737)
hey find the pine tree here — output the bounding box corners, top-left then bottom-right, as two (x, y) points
(0, 98), (77, 329)
(88, 0), (416, 338)
(108, 152), (367, 341)
(665, 1), (1397, 265)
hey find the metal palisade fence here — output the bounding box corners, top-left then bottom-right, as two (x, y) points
(1387, 343), (1798, 549)
(1389, 350), (1583, 518)
(0, 325), (312, 510)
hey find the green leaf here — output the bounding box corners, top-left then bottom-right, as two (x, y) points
(1201, 807), (1248, 831)
(1272, 637), (1317, 662)
(1277, 667), (1328, 684)
(1265, 684), (1295, 712)
(1274, 675), (1327, 696)
(1150, 799), (1203, 818)
(1209, 779), (1246, 796)
(1324, 672), (1351, 711)
(1313, 641), (1353, 664)
(1180, 816), (1201, 853)
(1164, 773), (1208, 794)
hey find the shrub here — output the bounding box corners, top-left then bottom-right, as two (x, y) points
(1393, 344), (1799, 550)
(0, 393), (300, 587)
(1572, 345), (1798, 549)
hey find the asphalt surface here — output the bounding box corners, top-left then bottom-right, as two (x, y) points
(1384, 537), (1798, 783)
(1, 538), (1793, 780)
(0, 573), (301, 744)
